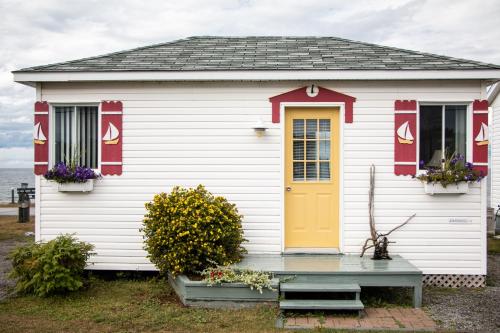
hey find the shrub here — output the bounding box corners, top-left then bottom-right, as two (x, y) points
(142, 185), (246, 276)
(9, 234), (94, 296)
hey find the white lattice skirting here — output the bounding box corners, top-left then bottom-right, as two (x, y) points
(423, 274), (485, 288)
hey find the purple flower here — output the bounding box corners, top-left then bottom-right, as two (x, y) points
(74, 166), (99, 182)
(44, 162), (100, 183)
(419, 160), (425, 168)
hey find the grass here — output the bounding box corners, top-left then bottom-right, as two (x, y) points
(0, 215), (34, 241)
(0, 276), (418, 333)
(0, 203), (34, 208)
(487, 236), (500, 254)
(0, 203), (17, 208)
(0, 277), (283, 333)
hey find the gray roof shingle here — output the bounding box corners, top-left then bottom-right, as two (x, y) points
(15, 36), (500, 72)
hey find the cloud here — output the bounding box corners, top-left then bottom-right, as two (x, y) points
(1, 0), (500, 166)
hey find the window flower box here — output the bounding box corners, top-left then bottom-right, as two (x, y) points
(57, 179), (94, 192)
(416, 154), (483, 196)
(44, 162), (100, 193)
(424, 182), (469, 195)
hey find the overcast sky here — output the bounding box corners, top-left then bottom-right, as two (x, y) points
(1, 0), (500, 168)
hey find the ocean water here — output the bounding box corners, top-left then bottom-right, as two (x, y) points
(0, 168), (35, 203)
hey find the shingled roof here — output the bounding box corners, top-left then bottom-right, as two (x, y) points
(15, 36), (500, 72)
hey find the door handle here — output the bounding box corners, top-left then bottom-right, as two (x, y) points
(285, 186), (292, 192)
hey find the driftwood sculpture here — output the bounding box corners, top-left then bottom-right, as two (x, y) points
(360, 164), (416, 259)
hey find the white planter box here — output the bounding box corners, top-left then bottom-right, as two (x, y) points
(424, 182), (469, 195)
(57, 180), (94, 192)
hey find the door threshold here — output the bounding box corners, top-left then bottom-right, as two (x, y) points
(283, 248), (341, 255)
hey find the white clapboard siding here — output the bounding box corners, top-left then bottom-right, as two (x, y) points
(491, 96), (500, 209)
(38, 80), (486, 275)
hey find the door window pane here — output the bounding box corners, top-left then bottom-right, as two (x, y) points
(318, 119), (330, 139)
(293, 119), (304, 139)
(419, 105), (442, 168)
(306, 162), (317, 181)
(293, 140), (304, 160)
(319, 140), (330, 160)
(306, 119), (317, 139)
(293, 162), (304, 181)
(319, 162), (330, 180)
(306, 141), (317, 160)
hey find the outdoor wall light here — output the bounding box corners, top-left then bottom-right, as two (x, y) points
(253, 117), (268, 137)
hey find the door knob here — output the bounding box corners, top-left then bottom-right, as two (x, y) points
(286, 186), (292, 192)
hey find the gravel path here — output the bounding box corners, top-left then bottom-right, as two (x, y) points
(424, 254), (500, 333)
(0, 239), (26, 300)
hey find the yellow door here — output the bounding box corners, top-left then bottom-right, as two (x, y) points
(285, 108), (340, 248)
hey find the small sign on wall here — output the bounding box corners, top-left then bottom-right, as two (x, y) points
(449, 218), (472, 223)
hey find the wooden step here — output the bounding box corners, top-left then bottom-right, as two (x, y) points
(280, 299), (364, 310)
(280, 282), (361, 293)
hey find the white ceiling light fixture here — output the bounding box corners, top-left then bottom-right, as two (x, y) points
(253, 117), (268, 137)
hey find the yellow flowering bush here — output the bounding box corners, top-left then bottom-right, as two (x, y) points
(142, 185), (246, 276)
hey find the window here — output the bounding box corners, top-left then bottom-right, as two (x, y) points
(419, 104), (467, 169)
(293, 118), (331, 181)
(54, 106), (98, 168)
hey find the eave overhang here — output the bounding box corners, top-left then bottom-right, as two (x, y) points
(13, 69), (500, 87)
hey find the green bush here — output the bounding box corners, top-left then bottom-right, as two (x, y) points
(9, 234), (94, 297)
(142, 185), (247, 276)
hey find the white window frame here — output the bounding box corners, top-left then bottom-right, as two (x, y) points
(49, 103), (101, 171)
(417, 101), (472, 173)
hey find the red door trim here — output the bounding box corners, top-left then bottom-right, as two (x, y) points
(269, 86), (356, 123)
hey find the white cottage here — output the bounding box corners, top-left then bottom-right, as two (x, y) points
(13, 36), (500, 287)
(489, 83), (500, 212)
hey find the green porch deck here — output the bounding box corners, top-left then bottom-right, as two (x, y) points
(169, 254), (423, 309)
(233, 254), (423, 308)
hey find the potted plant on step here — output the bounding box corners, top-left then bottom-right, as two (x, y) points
(44, 161), (100, 192)
(415, 154), (484, 195)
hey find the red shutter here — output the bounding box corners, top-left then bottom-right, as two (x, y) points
(394, 100), (417, 176)
(101, 101), (123, 175)
(34, 101), (49, 175)
(472, 99), (488, 175)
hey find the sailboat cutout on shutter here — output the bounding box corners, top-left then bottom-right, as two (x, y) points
(103, 122), (120, 145)
(475, 122), (489, 146)
(396, 121), (414, 144)
(33, 122), (46, 145)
